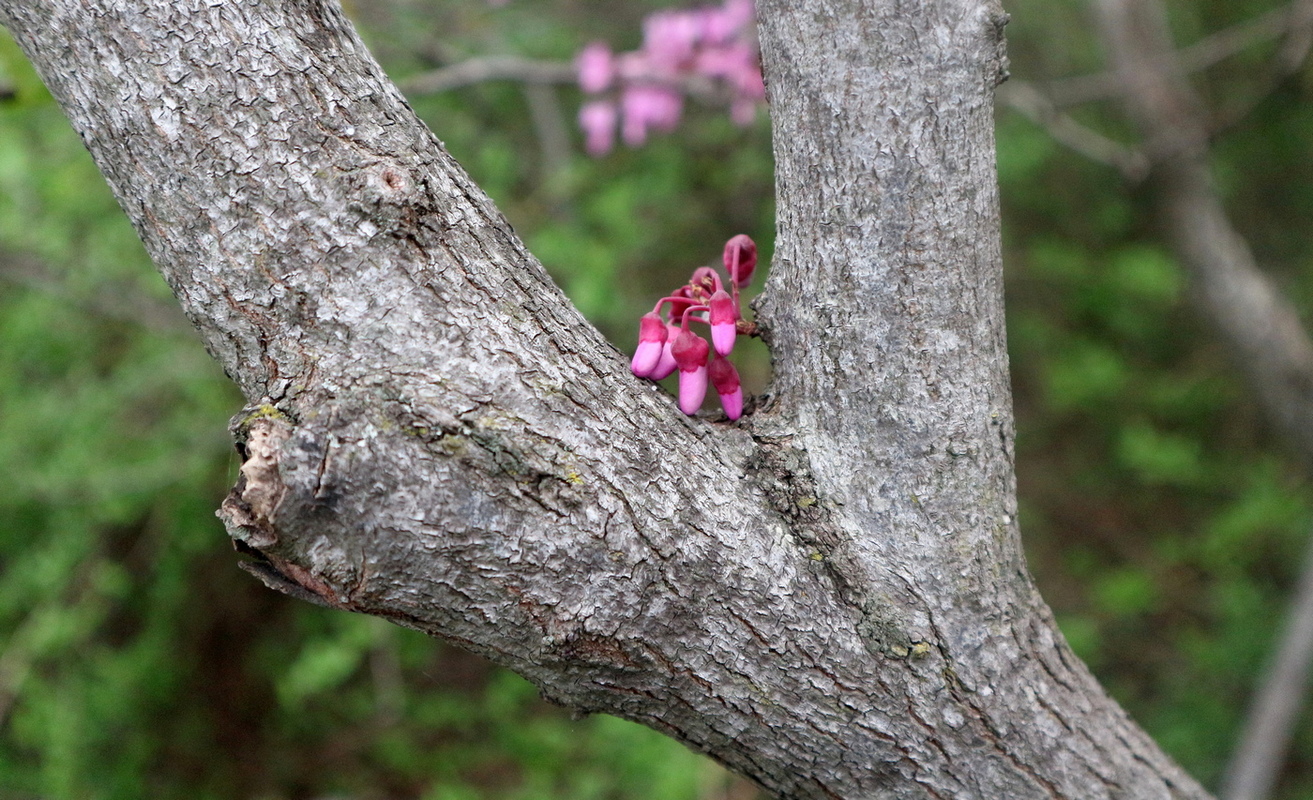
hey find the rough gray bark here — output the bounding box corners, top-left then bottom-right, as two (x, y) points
(0, 0), (1211, 797)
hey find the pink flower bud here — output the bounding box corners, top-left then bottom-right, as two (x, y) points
(621, 84), (683, 147)
(723, 0), (756, 31)
(708, 357), (743, 420)
(730, 97), (757, 126)
(579, 100), (618, 156)
(723, 234), (757, 288)
(577, 42), (615, 94)
(650, 322), (681, 380)
(630, 312), (668, 377)
(690, 266), (721, 296)
(678, 365), (708, 415)
(644, 10), (699, 70)
(671, 329), (710, 414)
(708, 290), (738, 356)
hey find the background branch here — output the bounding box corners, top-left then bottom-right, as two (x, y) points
(1221, 526), (1313, 800)
(1051, 1), (1311, 108)
(1093, 1), (1313, 797)
(996, 81), (1149, 180)
(398, 55), (576, 95)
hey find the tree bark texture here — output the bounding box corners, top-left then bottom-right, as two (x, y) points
(0, 0), (1211, 797)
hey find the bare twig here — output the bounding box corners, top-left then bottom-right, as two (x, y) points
(0, 248), (192, 334)
(1221, 526), (1313, 800)
(1211, 0), (1313, 133)
(996, 81), (1149, 180)
(1002, 1), (1313, 176)
(1054, 1), (1307, 108)
(522, 83), (571, 178)
(399, 53), (735, 105)
(1093, 3), (1313, 798)
(1094, 0), (1313, 461)
(398, 55), (576, 95)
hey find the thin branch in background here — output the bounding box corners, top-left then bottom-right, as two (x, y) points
(398, 55), (576, 95)
(1000, 1), (1313, 178)
(1275, 0), (1313, 70)
(1221, 526), (1313, 800)
(1049, 1), (1306, 109)
(400, 53), (740, 107)
(521, 82), (572, 180)
(0, 248), (192, 334)
(996, 81), (1149, 180)
(1211, 0), (1313, 134)
(1092, 3), (1313, 799)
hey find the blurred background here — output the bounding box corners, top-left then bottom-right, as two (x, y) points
(2, 0), (1312, 797)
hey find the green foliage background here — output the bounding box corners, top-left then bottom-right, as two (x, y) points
(1, 0), (1311, 797)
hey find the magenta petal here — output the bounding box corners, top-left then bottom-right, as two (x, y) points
(723, 234), (758, 288)
(708, 290), (737, 356)
(649, 324), (681, 379)
(678, 365), (708, 415)
(631, 340), (664, 377)
(718, 386), (743, 420)
(711, 322), (737, 356)
(650, 341), (678, 380)
(579, 101), (618, 156)
(577, 42), (615, 93)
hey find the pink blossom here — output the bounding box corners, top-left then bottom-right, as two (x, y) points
(694, 42), (750, 79)
(631, 312), (668, 377)
(730, 97), (757, 126)
(723, 234), (757, 287)
(644, 10), (700, 70)
(671, 329), (710, 414)
(629, 235), (759, 421)
(651, 323), (681, 380)
(574, 0), (763, 156)
(722, 0), (755, 31)
(579, 100), (618, 156)
(697, 7), (737, 44)
(708, 356), (743, 420)
(621, 85), (683, 147)
(709, 290), (737, 356)
(577, 42), (615, 93)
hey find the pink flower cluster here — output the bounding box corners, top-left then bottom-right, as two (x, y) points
(576, 0), (764, 156)
(631, 235), (758, 420)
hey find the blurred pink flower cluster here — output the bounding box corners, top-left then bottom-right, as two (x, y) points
(576, 0), (764, 156)
(631, 235), (758, 420)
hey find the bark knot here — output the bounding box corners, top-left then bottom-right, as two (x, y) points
(218, 402), (295, 549)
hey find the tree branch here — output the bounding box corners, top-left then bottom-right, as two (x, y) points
(398, 55), (577, 95)
(1003, 0), (1313, 170)
(0, 0), (1212, 796)
(1095, 0), (1313, 468)
(996, 81), (1149, 180)
(1049, 1), (1312, 109)
(0, 248), (192, 334)
(1093, 2), (1313, 797)
(1220, 524), (1313, 800)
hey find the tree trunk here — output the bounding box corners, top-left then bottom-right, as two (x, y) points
(0, 0), (1212, 796)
